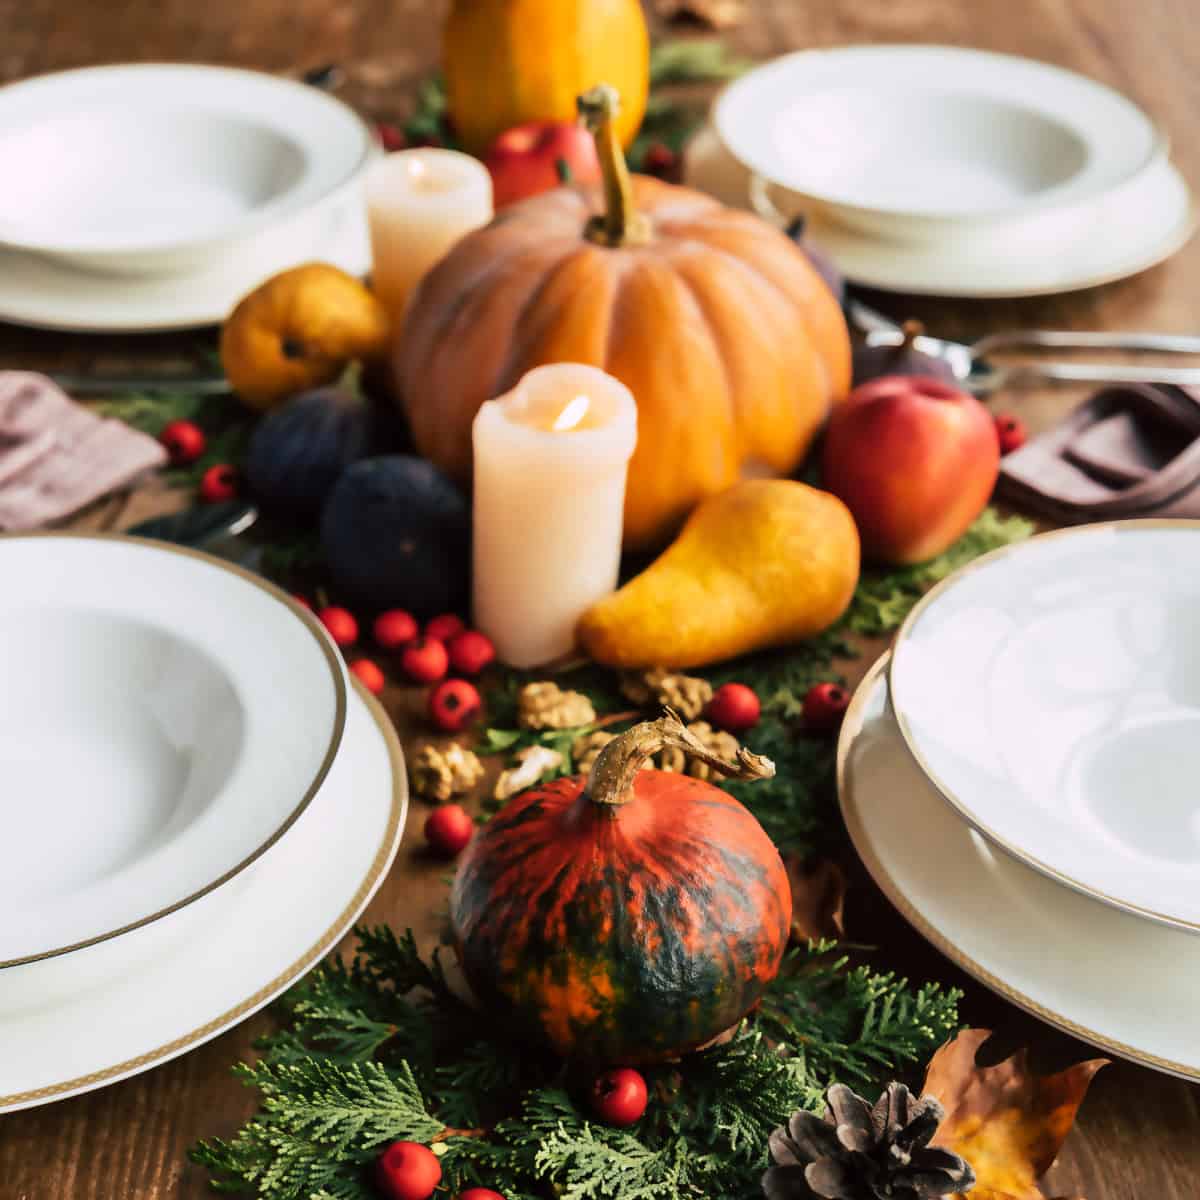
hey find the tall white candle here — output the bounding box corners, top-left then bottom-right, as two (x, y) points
(472, 364), (638, 669)
(365, 148), (493, 328)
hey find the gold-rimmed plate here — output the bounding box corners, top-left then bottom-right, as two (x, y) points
(0, 681), (405, 1112)
(840, 654), (1200, 1081)
(889, 520), (1200, 935)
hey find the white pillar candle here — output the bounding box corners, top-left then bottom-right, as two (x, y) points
(365, 148), (493, 329)
(472, 364), (638, 669)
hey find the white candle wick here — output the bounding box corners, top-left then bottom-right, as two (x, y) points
(552, 394), (592, 432)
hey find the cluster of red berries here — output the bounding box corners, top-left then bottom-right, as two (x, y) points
(295, 602), (497, 861)
(373, 1068), (649, 1199)
(157, 419), (245, 503)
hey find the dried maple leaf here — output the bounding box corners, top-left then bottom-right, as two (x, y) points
(923, 1028), (1107, 1200)
(784, 856), (846, 943)
(653, 0), (746, 30)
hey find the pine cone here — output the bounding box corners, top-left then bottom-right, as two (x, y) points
(518, 681), (597, 730)
(621, 668), (713, 721)
(410, 741), (485, 803)
(762, 1082), (975, 1200)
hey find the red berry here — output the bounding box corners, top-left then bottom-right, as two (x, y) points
(198, 463), (238, 503)
(995, 412), (1028, 455)
(374, 609), (419, 650)
(458, 1191), (506, 1200)
(803, 682), (850, 733)
(706, 682), (761, 732)
(374, 1140), (441, 1200)
(424, 803), (474, 857)
(642, 142), (680, 181)
(590, 1067), (648, 1127)
(292, 594), (312, 610)
(428, 678), (482, 733)
(349, 657), (385, 695)
(159, 418), (206, 464)
(318, 605), (359, 648)
(425, 613), (466, 642)
(401, 637), (449, 684)
(447, 630), (496, 676)
(376, 122), (407, 153)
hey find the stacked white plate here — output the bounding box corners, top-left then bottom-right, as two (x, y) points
(0, 64), (374, 331)
(0, 535), (407, 1112)
(705, 45), (1196, 297)
(839, 521), (1200, 1079)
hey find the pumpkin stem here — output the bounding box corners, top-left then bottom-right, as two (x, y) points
(585, 708), (775, 809)
(578, 84), (651, 247)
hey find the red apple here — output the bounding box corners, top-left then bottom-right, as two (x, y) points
(821, 375), (999, 565)
(483, 120), (601, 208)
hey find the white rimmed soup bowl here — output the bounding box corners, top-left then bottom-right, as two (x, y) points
(0, 535), (346, 1014)
(889, 521), (1200, 935)
(0, 64), (372, 276)
(715, 45), (1164, 245)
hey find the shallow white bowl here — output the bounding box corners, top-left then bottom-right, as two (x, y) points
(714, 45), (1164, 243)
(0, 535), (346, 984)
(0, 64), (371, 275)
(890, 521), (1200, 933)
(0, 680), (405, 1105)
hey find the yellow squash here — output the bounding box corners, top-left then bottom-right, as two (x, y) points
(578, 480), (861, 670)
(442, 0), (649, 155)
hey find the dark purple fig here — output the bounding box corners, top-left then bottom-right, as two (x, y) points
(244, 383), (371, 517)
(851, 320), (957, 388)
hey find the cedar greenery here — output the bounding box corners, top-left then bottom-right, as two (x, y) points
(192, 935), (960, 1200)
(193, 510), (1031, 1198)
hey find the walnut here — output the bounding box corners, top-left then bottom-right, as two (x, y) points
(518, 681), (597, 730)
(683, 721), (742, 781)
(572, 729), (617, 776)
(649, 721), (743, 779)
(410, 741), (484, 803)
(620, 668), (713, 721)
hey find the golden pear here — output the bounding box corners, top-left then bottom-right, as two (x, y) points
(578, 480), (860, 670)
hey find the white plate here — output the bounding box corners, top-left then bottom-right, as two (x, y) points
(0, 679), (406, 1112)
(714, 46), (1163, 241)
(0, 535), (345, 970)
(840, 655), (1200, 1080)
(0, 64), (371, 275)
(683, 124), (1195, 298)
(890, 521), (1200, 933)
(0, 194), (371, 332)
(801, 158), (1196, 297)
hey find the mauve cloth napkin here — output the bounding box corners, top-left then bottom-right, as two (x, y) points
(999, 383), (1200, 522)
(0, 371), (167, 530)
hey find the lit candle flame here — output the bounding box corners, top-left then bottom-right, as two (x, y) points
(407, 157), (427, 184)
(552, 394), (592, 432)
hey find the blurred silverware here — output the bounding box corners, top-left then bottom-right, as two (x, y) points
(846, 300), (1200, 395)
(50, 372), (232, 395)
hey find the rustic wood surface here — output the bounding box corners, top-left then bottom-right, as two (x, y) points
(2, 1), (1200, 1196)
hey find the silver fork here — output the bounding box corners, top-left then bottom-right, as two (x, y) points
(847, 300), (1200, 396)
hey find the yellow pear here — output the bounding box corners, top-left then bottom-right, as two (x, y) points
(578, 480), (860, 669)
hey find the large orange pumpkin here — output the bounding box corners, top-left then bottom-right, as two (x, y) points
(395, 86), (851, 550)
(442, 0), (649, 156)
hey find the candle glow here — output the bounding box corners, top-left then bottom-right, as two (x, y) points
(472, 365), (637, 668)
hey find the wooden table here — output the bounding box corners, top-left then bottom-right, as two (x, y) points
(2, 2), (1199, 1196)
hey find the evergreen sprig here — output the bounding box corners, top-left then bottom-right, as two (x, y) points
(193, 936), (958, 1199)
